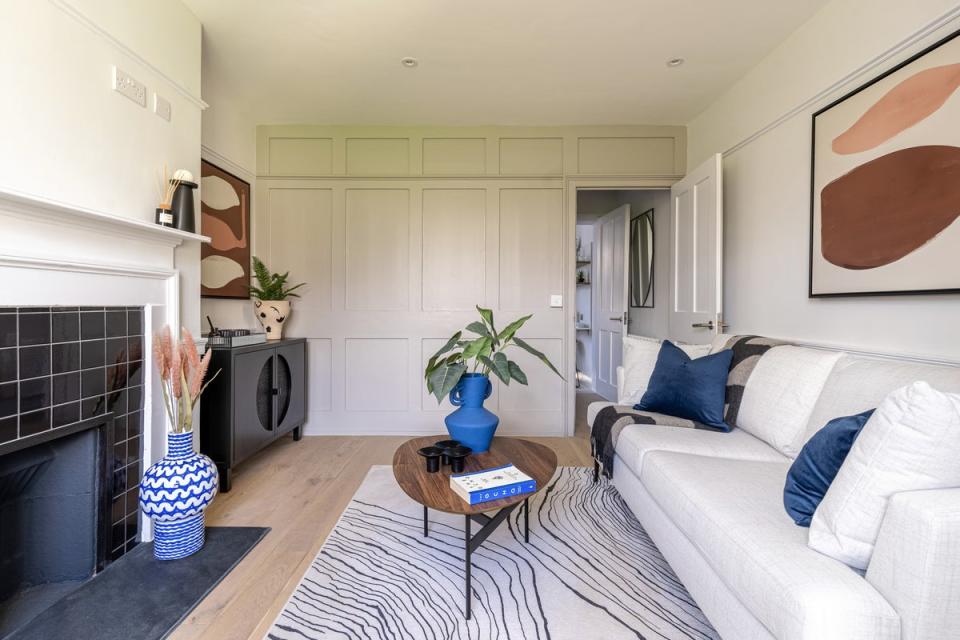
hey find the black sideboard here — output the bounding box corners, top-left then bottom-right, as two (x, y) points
(200, 337), (306, 492)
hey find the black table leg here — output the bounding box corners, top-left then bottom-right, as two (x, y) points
(423, 505), (428, 537)
(524, 498), (529, 543)
(465, 514), (472, 620)
(460, 503), (521, 620)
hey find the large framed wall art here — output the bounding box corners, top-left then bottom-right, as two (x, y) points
(200, 160), (251, 298)
(810, 29), (960, 297)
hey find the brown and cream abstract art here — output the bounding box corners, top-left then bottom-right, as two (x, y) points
(200, 160), (251, 298)
(810, 29), (960, 296)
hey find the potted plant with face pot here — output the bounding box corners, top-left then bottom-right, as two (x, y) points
(249, 256), (306, 340)
(424, 306), (563, 453)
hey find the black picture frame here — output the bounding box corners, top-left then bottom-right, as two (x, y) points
(808, 26), (960, 298)
(629, 209), (655, 308)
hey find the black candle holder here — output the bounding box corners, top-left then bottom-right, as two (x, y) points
(417, 446), (443, 473)
(446, 446), (471, 473)
(434, 440), (460, 465)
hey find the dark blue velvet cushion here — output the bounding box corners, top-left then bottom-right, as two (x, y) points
(634, 341), (733, 430)
(783, 409), (875, 527)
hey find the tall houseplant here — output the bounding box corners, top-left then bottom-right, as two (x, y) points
(424, 306), (562, 452)
(139, 326), (220, 560)
(249, 256), (305, 340)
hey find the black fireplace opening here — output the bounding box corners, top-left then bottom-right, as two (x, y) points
(0, 415), (113, 637)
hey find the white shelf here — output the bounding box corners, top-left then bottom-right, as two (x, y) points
(0, 187), (211, 246)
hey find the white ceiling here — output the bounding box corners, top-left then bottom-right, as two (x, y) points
(184, 0), (829, 126)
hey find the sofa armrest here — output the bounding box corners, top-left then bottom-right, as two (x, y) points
(616, 366), (625, 404)
(865, 488), (960, 640)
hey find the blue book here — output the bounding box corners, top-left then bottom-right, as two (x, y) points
(449, 463), (537, 505)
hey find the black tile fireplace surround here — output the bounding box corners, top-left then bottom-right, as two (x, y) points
(0, 306), (145, 563)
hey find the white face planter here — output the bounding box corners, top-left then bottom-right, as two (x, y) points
(254, 299), (290, 340)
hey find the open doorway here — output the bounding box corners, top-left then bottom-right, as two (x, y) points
(574, 189), (671, 402)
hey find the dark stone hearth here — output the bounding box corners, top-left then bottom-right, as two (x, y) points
(5, 527), (269, 640)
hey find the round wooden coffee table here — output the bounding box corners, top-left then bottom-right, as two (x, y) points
(393, 436), (558, 619)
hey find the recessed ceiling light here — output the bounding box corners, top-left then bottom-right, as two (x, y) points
(401, 57), (419, 68)
(666, 57), (685, 68)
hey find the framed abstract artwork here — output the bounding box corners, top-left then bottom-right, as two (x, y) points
(200, 160), (251, 298)
(810, 28), (960, 297)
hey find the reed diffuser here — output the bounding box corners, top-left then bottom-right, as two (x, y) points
(155, 164), (183, 227)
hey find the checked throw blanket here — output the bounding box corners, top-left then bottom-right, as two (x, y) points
(591, 335), (786, 478)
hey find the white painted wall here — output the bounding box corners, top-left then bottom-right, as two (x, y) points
(198, 32), (260, 333)
(0, 0), (203, 333)
(686, 0), (960, 361)
(0, 0), (201, 225)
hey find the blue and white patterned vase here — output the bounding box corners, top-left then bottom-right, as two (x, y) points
(139, 431), (219, 560)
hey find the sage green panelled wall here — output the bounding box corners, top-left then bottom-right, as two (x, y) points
(255, 125), (685, 436)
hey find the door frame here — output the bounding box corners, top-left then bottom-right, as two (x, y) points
(564, 176), (681, 437)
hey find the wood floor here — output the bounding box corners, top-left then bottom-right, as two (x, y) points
(168, 393), (597, 640)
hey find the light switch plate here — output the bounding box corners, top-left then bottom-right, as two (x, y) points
(550, 294), (563, 307)
(154, 93), (171, 121)
(112, 66), (146, 107)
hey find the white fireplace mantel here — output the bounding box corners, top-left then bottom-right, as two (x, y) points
(0, 187), (210, 248)
(0, 186), (209, 542)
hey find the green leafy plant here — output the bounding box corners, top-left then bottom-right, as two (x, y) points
(425, 306), (563, 402)
(248, 256), (306, 300)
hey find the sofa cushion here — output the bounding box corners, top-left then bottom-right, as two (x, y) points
(636, 342), (734, 430)
(737, 345), (841, 457)
(639, 452), (900, 639)
(784, 409), (874, 527)
(800, 353), (960, 449)
(620, 336), (711, 405)
(809, 381), (960, 570)
(615, 424), (787, 476)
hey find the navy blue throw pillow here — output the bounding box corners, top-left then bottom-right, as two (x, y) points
(783, 409), (875, 527)
(634, 341), (733, 431)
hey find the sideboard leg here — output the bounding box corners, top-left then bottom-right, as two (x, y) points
(218, 465), (231, 493)
(423, 505), (428, 537)
(292, 426), (303, 441)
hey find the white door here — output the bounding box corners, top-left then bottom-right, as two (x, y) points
(593, 204), (629, 401)
(669, 153), (723, 344)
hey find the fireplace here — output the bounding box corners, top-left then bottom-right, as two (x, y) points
(0, 306), (145, 635)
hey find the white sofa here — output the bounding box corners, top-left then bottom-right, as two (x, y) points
(588, 336), (960, 640)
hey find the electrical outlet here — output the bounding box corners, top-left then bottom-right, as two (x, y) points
(154, 93), (171, 121)
(550, 294), (563, 307)
(112, 66), (146, 107)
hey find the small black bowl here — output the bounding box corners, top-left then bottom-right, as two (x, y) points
(445, 445), (472, 473)
(417, 446), (444, 473)
(434, 440), (461, 465)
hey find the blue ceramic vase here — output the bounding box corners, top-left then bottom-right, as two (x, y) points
(445, 373), (499, 453)
(139, 431), (219, 560)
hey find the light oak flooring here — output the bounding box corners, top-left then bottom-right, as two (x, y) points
(169, 393), (598, 640)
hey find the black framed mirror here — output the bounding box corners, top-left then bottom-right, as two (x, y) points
(630, 209), (654, 308)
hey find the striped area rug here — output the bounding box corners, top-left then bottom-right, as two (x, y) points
(266, 466), (717, 640)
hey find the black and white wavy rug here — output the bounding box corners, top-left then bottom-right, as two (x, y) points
(266, 466), (717, 640)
